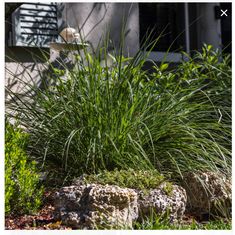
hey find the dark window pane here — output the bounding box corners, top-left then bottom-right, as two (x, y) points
(139, 3), (185, 52)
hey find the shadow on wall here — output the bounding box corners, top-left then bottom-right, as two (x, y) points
(60, 2), (139, 56)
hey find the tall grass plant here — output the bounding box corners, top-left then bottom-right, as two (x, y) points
(6, 40), (231, 184)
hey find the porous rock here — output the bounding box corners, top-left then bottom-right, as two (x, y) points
(137, 183), (187, 222)
(54, 183), (138, 229)
(184, 171), (231, 215)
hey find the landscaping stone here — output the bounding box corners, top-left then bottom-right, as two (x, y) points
(54, 183), (138, 229)
(137, 183), (187, 222)
(54, 179), (188, 228)
(184, 171), (231, 216)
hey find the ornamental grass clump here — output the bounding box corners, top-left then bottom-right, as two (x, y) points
(6, 43), (231, 184)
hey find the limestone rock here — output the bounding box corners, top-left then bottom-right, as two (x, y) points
(54, 184), (138, 229)
(184, 171), (231, 216)
(138, 183), (187, 222)
(54, 177), (188, 229)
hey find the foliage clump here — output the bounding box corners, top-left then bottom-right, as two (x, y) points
(83, 168), (168, 191)
(5, 121), (44, 215)
(6, 44), (231, 184)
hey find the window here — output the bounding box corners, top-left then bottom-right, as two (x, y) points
(10, 2), (62, 48)
(139, 3), (188, 62)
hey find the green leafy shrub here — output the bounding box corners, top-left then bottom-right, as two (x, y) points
(82, 169), (167, 191)
(5, 121), (43, 215)
(6, 44), (231, 185)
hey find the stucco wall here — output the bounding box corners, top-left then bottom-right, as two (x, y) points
(60, 3), (139, 56)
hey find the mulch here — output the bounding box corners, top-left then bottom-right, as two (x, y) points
(5, 189), (72, 230)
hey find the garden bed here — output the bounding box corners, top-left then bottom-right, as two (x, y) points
(5, 188), (231, 230)
(5, 44), (232, 230)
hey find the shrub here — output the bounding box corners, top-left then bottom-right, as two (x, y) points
(6, 44), (231, 184)
(5, 120), (43, 215)
(145, 45), (231, 178)
(82, 169), (166, 191)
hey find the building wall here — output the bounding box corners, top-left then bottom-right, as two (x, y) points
(60, 3), (139, 56)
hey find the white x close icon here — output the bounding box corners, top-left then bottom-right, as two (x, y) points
(220, 9), (228, 17)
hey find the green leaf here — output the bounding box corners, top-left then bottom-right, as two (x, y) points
(160, 63), (169, 71)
